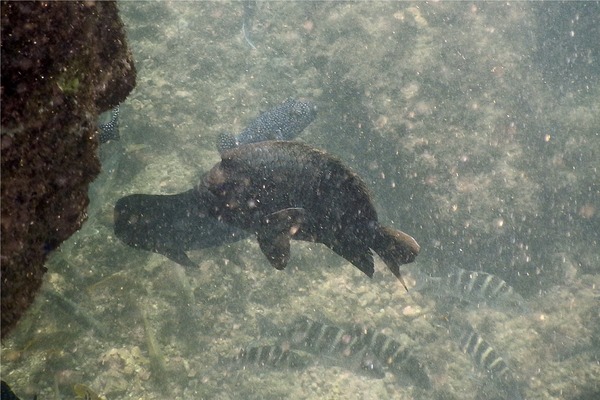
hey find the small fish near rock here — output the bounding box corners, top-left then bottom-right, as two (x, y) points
(201, 141), (420, 288)
(217, 98), (317, 153)
(98, 105), (120, 143)
(114, 189), (248, 267)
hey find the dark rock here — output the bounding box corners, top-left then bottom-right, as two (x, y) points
(0, 0), (136, 338)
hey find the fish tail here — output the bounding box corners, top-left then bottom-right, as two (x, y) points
(372, 226), (420, 290)
(256, 315), (286, 339)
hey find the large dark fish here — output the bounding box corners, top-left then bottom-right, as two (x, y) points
(201, 141), (420, 287)
(114, 189), (248, 267)
(217, 98), (317, 153)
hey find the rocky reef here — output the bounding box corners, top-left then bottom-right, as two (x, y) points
(1, 1), (136, 338)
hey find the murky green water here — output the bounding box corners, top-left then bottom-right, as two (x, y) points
(2, 2), (599, 399)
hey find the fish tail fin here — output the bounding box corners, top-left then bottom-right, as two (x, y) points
(372, 225), (420, 291)
(217, 132), (237, 153)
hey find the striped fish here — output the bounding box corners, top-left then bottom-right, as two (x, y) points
(451, 320), (524, 400)
(412, 267), (525, 310)
(233, 344), (311, 370)
(283, 317), (385, 379)
(283, 316), (431, 387)
(354, 325), (432, 389)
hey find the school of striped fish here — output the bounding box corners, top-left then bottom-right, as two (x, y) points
(228, 315), (431, 389)
(406, 265), (527, 399)
(223, 264), (527, 398)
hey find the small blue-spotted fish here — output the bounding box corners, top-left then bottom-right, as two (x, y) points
(450, 319), (524, 400)
(411, 267), (526, 311)
(232, 344), (312, 370)
(217, 98), (317, 153)
(98, 105), (120, 143)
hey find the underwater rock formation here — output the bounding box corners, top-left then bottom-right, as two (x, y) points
(1, 1), (136, 338)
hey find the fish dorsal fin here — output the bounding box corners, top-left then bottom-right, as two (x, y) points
(257, 208), (305, 270)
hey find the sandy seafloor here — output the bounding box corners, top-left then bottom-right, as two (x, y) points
(2, 2), (599, 399)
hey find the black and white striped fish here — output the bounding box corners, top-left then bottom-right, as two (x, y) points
(353, 325), (432, 389)
(451, 320), (524, 400)
(270, 316), (431, 387)
(232, 344), (311, 370)
(281, 317), (385, 379)
(98, 105), (120, 143)
(411, 267), (525, 310)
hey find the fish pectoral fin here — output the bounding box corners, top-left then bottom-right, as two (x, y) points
(261, 208), (305, 235)
(257, 231), (291, 270)
(160, 248), (197, 268)
(257, 208), (305, 270)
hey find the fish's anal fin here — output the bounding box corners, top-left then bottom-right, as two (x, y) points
(257, 232), (291, 270)
(161, 248), (197, 269)
(257, 208), (305, 270)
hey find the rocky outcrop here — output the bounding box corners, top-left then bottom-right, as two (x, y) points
(1, 1), (136, 338)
